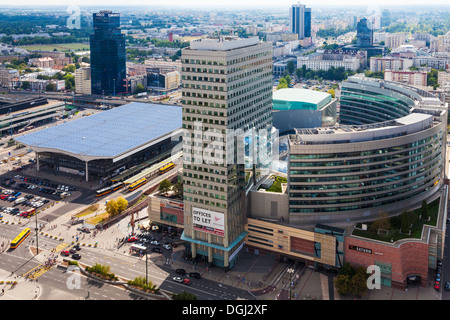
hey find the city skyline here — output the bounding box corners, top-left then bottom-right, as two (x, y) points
(2, 0), (450, 9)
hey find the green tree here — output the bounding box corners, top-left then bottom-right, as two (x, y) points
(172, 291), (197, 300)
(159, 179), (172, 195)
(45, 82), (56, 92)
(21, 81), (30, 90)
(351, 267), (369, 297)
(277, 77), (288, 90)
(172, 181), (183, 198)
(287, 60), (296, 75)
(335, 274), (352, 296)
(400, 211), (410, 233)
(421, 200), (429, 220)
(134, 83), (146, 95)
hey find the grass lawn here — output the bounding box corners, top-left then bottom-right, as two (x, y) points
(19, 43), (90, 52)
(73, 204), (99, 218)
(86, 212), (109, 225)
(352, 198), (440, 242)
(265, 176), (288, 193)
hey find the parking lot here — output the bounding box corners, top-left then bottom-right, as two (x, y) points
(0, 174), (77, 220)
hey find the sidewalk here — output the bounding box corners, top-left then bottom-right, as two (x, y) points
(0, 268), (40, 300)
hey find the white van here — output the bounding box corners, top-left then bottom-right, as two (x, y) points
(15, 197), (26, 205)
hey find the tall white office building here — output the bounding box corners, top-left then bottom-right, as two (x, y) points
(180, 36), (273, 269)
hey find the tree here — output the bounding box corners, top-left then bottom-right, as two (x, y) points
(277, 77), (288, 90)
(134, 83), (146, 95)
(400, 211), (410, 233)
(421, 200), (429, 220)
(351, 267), (369, 297)
(45, 83), (56, 92)
(287, 60), (296, 75)
(172, 181), (183, 199)
(106, 199), (119, 216)
(21, 81), (30, 90)
(327, 88), (335, 98)
(116, 196), (128, 214)
(335, 274), (352, 296)
(369, 213), (390, 233)
(159, 179), (172, 195)
(172, 291), (197, 300)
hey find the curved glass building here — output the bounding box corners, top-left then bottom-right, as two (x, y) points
(288, 76), (447, 226)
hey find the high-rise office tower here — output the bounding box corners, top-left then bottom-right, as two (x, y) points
(90, 10), (126, 96)
(381, 9), (391, 27)
(181, 37), (273, 269)
(356, 17), (373, 48)
(289, 3), (311, 40)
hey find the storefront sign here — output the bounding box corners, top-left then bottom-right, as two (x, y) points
(349, 244), (372, 254)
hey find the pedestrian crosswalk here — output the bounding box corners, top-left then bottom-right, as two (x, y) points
(22, 243), (70, 280)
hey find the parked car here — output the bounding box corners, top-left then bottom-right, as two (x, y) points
(151, 247), (162, 253)
(61, 250), (70, 257)
(71, 253), (81, 260)
(176, 268), (186, 275)
(127, 236), (138, 242)
(189, 272), (201, 279)
(435, 281), (441, 290)
(445, 282), (450, 291)
(163, 244), (171, 251)
(150, 240), (160, 246)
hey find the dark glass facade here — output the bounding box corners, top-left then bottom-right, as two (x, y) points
(90, 11), (126, 96)
(356, 18), (373, 48)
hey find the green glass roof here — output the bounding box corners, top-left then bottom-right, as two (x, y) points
(273, 88), (332, 111)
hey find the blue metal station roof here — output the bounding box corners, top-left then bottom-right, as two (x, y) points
(15, 102), (182, 159)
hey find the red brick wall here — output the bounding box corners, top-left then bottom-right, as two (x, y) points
(344, 237), (429, 288)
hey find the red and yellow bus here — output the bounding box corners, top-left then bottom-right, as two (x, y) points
(10, 228), (31, 249)
(159, 162), (175, 175)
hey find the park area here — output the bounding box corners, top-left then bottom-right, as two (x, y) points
(18, 43), (89, 52)
(352, 198), (440, 242)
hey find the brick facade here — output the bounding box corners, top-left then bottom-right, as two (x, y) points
(344, 237), (429, 288)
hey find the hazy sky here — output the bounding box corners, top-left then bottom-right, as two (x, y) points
(1, 0), (449, 8)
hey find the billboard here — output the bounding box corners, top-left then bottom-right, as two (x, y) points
(192, 207), (224, 237)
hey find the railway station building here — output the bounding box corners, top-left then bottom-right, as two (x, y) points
(14, 102), (182, 182)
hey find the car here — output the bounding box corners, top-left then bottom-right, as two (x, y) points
(151, 247), (162, 253)
(445, 282), (450, 291)
(150, 240), (160, 246)
(69, 248), (77, 254)
(71, 253), (81, 260)
(74, 245), (81, 251)
(127, 236), (138, 242)
(173, 277), (190, 285)
(176, 268), (186, 275)
(61, 250), (70, 256)
(189, 272), (201, 279)
(435, 281), (440, 290)
(163, 244), (171, 251)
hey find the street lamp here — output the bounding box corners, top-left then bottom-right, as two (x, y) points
(287, 268), (295, 300)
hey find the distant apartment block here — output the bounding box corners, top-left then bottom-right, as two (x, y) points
(384, 69), (428, 87)
(414, 56), (450, 70)
(370, 56), (414, 72)
(75, 67), (91, 95)
(385, 33), (407, 49)
(438, 70), (450, 86)
(28, 57), (54, 69)
(0, 68), (19, 88)
(297, 49), (366, 72)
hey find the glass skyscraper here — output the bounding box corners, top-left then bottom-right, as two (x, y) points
(90, 11), (126, 96)
(289, 3), (311, 40)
